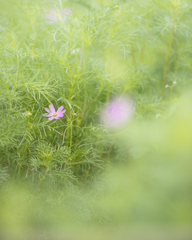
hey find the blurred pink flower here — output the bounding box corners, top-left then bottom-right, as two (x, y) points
(43, 104), (66, 120)
(45, 8), (72, 22)
(101, 97), (135, 128)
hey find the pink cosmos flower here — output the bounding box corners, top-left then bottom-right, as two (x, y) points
(101, 96), (135, 128)
(43, 104), (66, 120)
(45, 8), (72, 22)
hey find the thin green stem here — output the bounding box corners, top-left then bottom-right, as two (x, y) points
(162, 3), (178, 96)
(170, 86), (173, 100)
(70, 117), (73, 150)
(84, 47), (89, 66)
(33, 168), (49, 196)
(162, 27), (175, 96)
(75, 48), (79, 66)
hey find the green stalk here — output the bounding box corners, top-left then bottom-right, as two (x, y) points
(106, 13), (119, 103)
(162, 3), (178, 96)
(75, 48), (79, 66)
(162, 27), (175, 96)
(33, 168), (49, 196)
(81, 46), (89, 123)
(84, 47), (89, 66)
(170, 86), (173, 100)
(70, 116), (73, 150)
(106, 44), (111, 103)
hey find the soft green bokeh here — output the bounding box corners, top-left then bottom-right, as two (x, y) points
(1, 96), (192, 239)
(0, 0), (192, 239)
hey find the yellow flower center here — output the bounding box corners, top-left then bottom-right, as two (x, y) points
(27, 112), (32, 116)
(53, 112), (57, 116)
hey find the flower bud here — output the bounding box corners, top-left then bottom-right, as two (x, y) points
(172, 79), (177, 87)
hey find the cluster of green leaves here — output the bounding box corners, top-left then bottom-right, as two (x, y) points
(0, 0), (192, 189)
(1, 98), (192, 239)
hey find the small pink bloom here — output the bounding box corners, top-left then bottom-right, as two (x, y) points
(45, 8), (72, 22)
(101, 97), (135, 128)
(43, 104), (66, 120)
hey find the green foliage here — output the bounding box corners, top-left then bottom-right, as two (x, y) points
(1, 0), (192, 183)
(0, 0), (192, 235)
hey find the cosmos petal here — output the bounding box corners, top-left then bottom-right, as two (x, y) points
(43, 113), (53, 117)
(57, 113), (64, 118)
(44, 108), (50, 113)
(48, 116), (54, 121)
(61, 110), (66, 114)
(57, 106), (64, 114)
(49, 104), (55, 113)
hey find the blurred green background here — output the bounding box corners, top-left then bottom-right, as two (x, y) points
(0, 0), (192, 239)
